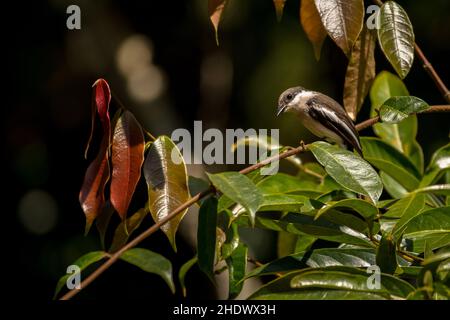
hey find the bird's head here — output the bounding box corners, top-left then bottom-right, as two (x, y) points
(277, 86), (314, 116)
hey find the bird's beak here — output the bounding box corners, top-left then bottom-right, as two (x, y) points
(276, 104), (287, 116)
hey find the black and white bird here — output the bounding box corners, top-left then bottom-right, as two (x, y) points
(277, 86), (363, 156)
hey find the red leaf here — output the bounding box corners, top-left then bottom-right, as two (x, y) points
(84, 79), (112, 158)
(110, 111), (145, 219)
(80, 79), (112, 233)
(79, 138), (110, 234)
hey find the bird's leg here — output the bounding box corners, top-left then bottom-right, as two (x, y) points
(299, 140), (306, 150)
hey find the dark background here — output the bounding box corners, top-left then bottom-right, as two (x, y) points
(6, 0), (450, 300)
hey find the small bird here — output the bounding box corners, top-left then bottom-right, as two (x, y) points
(277, 86), (363, 156)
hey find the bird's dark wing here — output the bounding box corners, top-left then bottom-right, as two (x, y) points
(307, 97), (363, 156)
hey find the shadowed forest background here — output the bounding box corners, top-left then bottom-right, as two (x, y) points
(6, 0), (450, 300)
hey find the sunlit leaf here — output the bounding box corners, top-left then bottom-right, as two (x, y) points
(227, 243), (247, 299)
(84, 79), (111, 158)
(120, 248), (175, 293)
(422, 143), (450, 187)
(316, 198), (378, 221)
(389, 194), (426, 237)
(54, 251), (106, 299)
(370, 71), (417, 156)
(300, 0), (327, 60)
(109, 207), (148, 253)
(309, 141), (383, 204)
(245, 248), (376, 279)
(380, 171), (408, 198)
(277, 231), (298, 258)
(238, 213), (374, 248)
(197, 197), (218, 282)
(314, 0), (364, 56)
(377, 1), (415, 79)
(143, 136), (190, 251)
(384, 193), (426, 219)
(110, 111), (145, 219)
(343, 25), (376, 120)
(208, 0), (228, 45)
(402, 207), (450, 253)
(80, 80), (113, 234)
(207, 172), (263, 226)
(79, 138), (110, 234)
(379, 96), (429, 123)
(257, 173), (322, 198)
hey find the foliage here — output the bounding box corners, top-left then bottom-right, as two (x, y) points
(55, 0), (450, 300)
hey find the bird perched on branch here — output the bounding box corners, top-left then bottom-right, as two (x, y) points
(277, 86), (363, 156)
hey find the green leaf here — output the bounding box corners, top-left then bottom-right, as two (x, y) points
(295, 235), (317, 253)
(258, 194), (307, 213)
(197, 197), (218, 282)
(143, 136), (190, 251)
(54, 251), (106, 299)
(377, 233), (397, 274)
(422, 144), (450, 187)
(257, 173), (321, 197)
(207, 172), (263, 226)
(245, 248), (376, 279)
(238, 213), (374, 248)
(120, 248), (175, 293)
(308, 141), (382, 204)
(227, 243), (247, 299)
(314, 0), (364, 56)
(178, 256), (198, 297)
(221, 222), (240, 259)
(402, 207), (450, 253)
(249, 266), (414, 300)
(109, 207), (148, 253)
(380, 171), (408, 198)
(369, 71), (418, 155)
(316, 198), (378, 221)
(277, 231), (298, 258)
(390, 194), (426, 237)
(188, 176), (210, 204)
(360, 137), (420, 190)
(379, 96), (429, 123)
(409, 140), (424, 175)
(377, 1), (415, 79)
(384, 193), (426, 219)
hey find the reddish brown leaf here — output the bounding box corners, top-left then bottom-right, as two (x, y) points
(80, 79), (112, 233)
(273, 0), (287, 22)
(208, 0), (228, 45)
(79, 138), (110, 234)
(344, 25), (376, 120)
(84, 79), (112, 158)
(300, 0), (328, 60)
(110, 111), (145, 219)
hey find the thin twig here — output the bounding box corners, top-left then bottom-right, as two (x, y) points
(60, 105), (450, 300)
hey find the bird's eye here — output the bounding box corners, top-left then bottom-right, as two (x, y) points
(286, 93), (293, 101)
